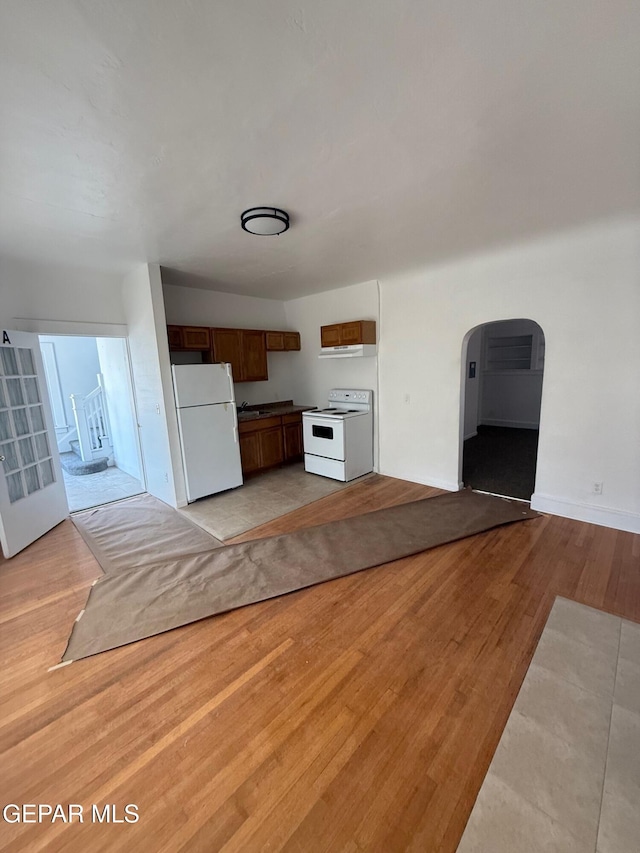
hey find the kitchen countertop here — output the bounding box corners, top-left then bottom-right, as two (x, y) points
(236, 400), (316, 421)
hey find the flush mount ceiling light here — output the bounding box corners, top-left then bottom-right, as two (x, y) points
(241, 207), (290, 236)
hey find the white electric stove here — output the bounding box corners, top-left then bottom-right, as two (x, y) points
(303, 389), (373, 481)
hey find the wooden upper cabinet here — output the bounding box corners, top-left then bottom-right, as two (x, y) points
(167, 325), (211, 351)
(171, 324), (299, 379)
(320, 324), (342, 347)
(167, 326), (184, 349)
(210, 328), (268, 382)
(341, 321), (375, 344)
(182, 326), (211, 350)
(321, 321), (376, 347)
(283, 332), (301, 351)
(265, 331), (301, 351)
(265, 331), (285, 351)
(210, 329), (244, 381)
(242, 330), (268, 382)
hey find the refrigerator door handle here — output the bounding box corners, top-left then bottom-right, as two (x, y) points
(232, 403), (239, 443)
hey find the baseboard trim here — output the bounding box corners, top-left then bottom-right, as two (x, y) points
(377, 471), (460, 493)
(479, 419), (540, 430)
(463, 430), (478, 441)
(531, 493), (640, 534)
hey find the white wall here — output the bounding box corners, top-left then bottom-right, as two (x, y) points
(123, 264), (186, 507)
(480, 370), (544, 429)
(284, 280), (380, 467)
(38, 335), (101, 432)
(378, 218), (640, 532)
(162, 283), (296, 405)
(96, 338), (142, 480)
(0, 256), (125, 330)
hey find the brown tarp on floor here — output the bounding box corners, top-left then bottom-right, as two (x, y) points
(65, 489), (540, 662)
(72, 493), (223, 573)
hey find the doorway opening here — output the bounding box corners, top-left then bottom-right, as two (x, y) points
(459, 319), (545, 501)
(38, 334), (145, 512)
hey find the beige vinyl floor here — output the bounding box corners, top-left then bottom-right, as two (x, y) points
(457, 596), (640, 853)
(63, 466), (145, 513)
(179, 462), (371, 540)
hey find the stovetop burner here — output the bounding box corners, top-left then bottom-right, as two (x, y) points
(304, 390), (372, 421)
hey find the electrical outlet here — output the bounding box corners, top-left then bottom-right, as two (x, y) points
(593, 482), (603, 495)
(164, 472), (169, 483)
(404, 393), (411, 404)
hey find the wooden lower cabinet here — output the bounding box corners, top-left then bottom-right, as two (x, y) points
(238, 412), (302, 474)
(259, 427), (284, 468)
(238, 416), (282, 474)
(283, 418), (303, 460)
(238, 432), (262, 474)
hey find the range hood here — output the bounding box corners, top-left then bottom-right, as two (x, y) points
(318, 344), (377, 359)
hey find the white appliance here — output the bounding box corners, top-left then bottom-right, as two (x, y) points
(318, 344), (377, 359)
(172, 363), (243, 502)
(303, 389), (373, 481)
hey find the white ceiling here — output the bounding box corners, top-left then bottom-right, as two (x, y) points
(1, 0), (639, 300)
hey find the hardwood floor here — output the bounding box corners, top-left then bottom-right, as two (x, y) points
(0, 475), (638, 852)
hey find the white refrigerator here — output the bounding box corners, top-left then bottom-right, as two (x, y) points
(172, 363), (243, 502)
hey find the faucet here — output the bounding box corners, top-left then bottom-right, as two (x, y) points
(239, 401), (249, 412)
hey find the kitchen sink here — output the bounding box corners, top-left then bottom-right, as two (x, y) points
(238, 409), (270, 418)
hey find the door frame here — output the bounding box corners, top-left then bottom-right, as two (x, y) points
(14, 319), (147, 495)
(458, 319), (546, 497)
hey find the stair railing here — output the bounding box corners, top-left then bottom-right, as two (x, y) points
(69, 374), (112, 462)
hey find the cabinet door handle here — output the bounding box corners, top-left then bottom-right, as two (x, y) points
(0, 455), (5, 462)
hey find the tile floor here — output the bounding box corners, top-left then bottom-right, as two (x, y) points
(179, 462), (371, 540)
(63, 465), (145, 513)
(458, 597), (640, 853)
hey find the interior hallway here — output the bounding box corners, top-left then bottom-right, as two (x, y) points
(0, 476), (638, 851)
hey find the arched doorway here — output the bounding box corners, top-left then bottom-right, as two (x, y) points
(459, 319), (545, 500)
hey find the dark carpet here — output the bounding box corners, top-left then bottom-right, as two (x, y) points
(59, 451), (109, 476)
(463, 426), (539, 500)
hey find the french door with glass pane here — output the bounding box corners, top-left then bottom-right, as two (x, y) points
(0, 331), (68, 558)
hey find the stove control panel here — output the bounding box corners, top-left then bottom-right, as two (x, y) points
(328, 389), (373, 405)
